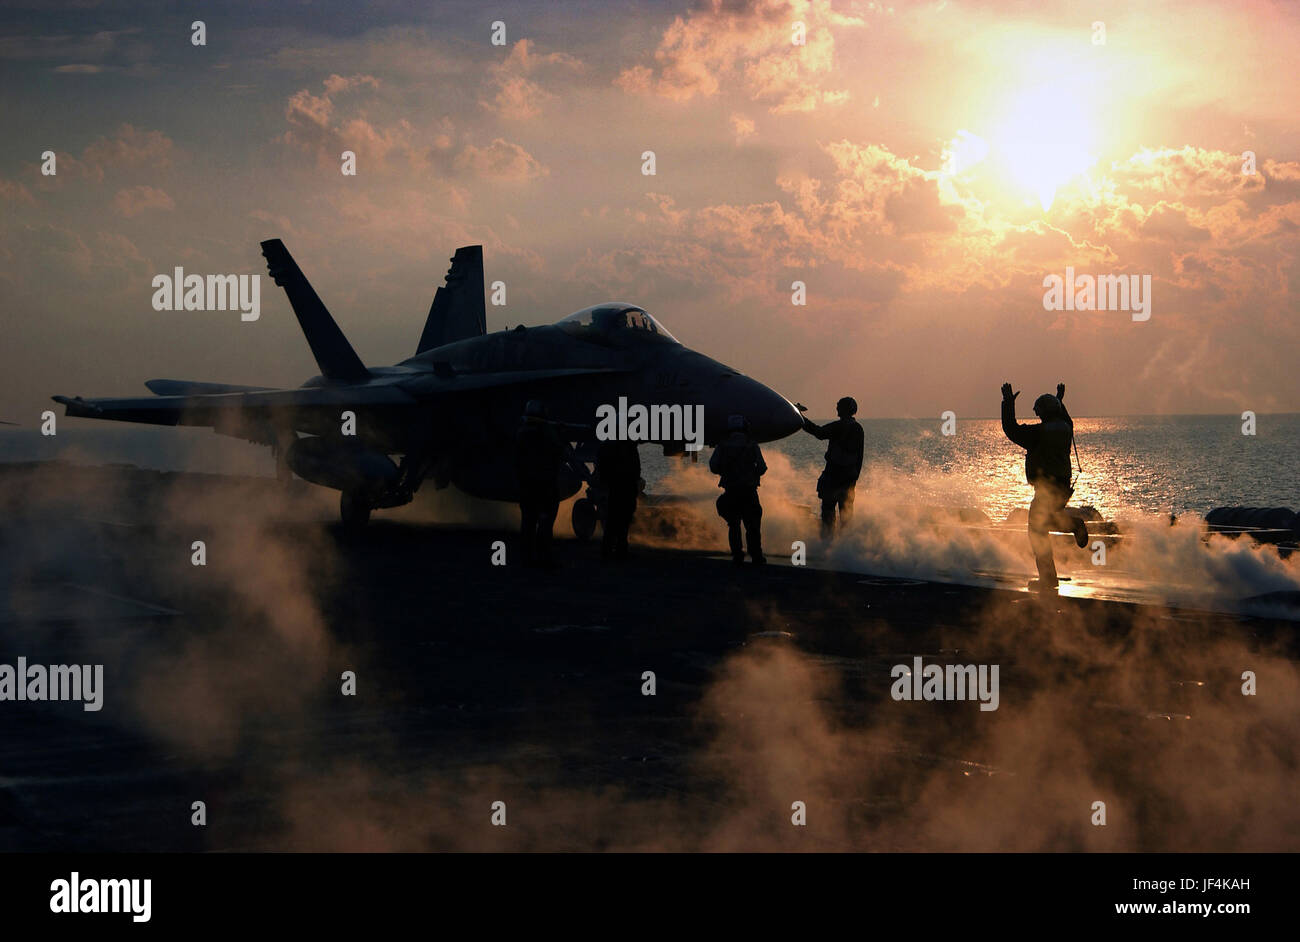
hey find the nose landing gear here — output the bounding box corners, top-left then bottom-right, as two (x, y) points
(340, 491), (372, 532)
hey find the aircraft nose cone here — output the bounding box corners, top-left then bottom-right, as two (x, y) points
(748, 381), (804, 442)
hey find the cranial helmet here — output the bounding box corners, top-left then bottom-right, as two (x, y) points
(1033, 393), (1062, 418)
(836, 396), (858, 417)
(727, 414), (747, 431)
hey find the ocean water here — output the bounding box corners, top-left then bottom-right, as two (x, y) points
(643, 414), (1300, 522)
(4, 414), (1298, 522)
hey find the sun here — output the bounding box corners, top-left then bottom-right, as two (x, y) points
(988, 84), (1099, 210)
(941, 80), (1102, 211)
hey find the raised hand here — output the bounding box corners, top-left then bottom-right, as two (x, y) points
(1056, 382), (1066, 400)
(1001, 382), (1019, 402)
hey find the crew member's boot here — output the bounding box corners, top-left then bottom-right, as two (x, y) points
(1071, 515), (1089, 548)
(728, 521), (745, 564)
(1029, 553), (1058, 593)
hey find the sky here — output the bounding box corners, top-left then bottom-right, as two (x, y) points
(1, 0), (1298, 422)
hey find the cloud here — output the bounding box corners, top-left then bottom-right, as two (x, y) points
(282, 74), (418, 171)
(1110, 146), (1260, 202)
(558, 123), (1300, 415)
(730, 113), (756, 143)
(480, 39), (584, 120)
(886, 178), (962, 235)
(0, 178), (35, 205)
(0, 222), (152, 299)
(453, 138), (548, 181)
(568, 139), (968, 313)
(81, 124), (176, 180)
(616, 0), (866, 113)
(113, 185), (175, 217)
(286, 86), (333, 130)
(0, 27), (148, 66)
(323, 73), (380, 95)
(1139, 202), (1212, 243)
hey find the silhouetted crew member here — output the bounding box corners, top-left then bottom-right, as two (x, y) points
(1001, 381), (1089, 592)
(709, 414), (767, 565)
(516, 399), (566, 566)
(596, 438), (640, 560)
(802, 396), (865, 539)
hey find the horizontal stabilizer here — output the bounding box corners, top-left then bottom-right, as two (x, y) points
(146, 379), (276, 397)
(260, 239), (370, 383)
(418, 246), (486, 354)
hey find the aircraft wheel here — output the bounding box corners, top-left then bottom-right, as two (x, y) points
(571, 498), (598, 541)
(340, 491), (372, 531)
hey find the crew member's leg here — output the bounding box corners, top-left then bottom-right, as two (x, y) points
(839, 485), (855, 526)
(718, 491), (744, 563)
(600, 496), (618, 559)
(519, 496), (538, 565)
(817, 474), (834, 541)
(742, 489), (765, 563)
(535, 493), (558, 564)
(820, 494), (836, 541)
(1051, 497), (1089, 548)
(1027, 484), (1058, 587)
(605, 488), (634, 559)
(617, 491), (636, 557)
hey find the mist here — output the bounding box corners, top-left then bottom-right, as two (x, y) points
(2, 451), (1297, 851)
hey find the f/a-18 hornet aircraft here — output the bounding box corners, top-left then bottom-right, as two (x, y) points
(55, 241), (804, 534)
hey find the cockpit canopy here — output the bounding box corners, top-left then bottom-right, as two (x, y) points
(556, 303), (678, 343)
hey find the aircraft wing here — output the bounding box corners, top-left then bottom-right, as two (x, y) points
(52, 385), (419, 444)
(54, 385), (415, 422)
(53, 366), (631, 441)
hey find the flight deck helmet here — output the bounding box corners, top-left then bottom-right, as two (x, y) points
(1032, 394), (1063, 419)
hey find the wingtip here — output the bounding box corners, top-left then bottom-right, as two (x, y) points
(52, 395), (102, 416)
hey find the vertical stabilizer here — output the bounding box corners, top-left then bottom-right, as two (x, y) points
(417, 245), (486, 354)
(260, 239), (370, 383)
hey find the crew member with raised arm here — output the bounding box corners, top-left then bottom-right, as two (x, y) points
(1001, 381), (1089, 592)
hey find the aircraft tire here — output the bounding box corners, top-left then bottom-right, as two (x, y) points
(572, 498), (598, 541)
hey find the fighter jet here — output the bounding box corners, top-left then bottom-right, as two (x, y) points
(54, 240), (804, 533)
